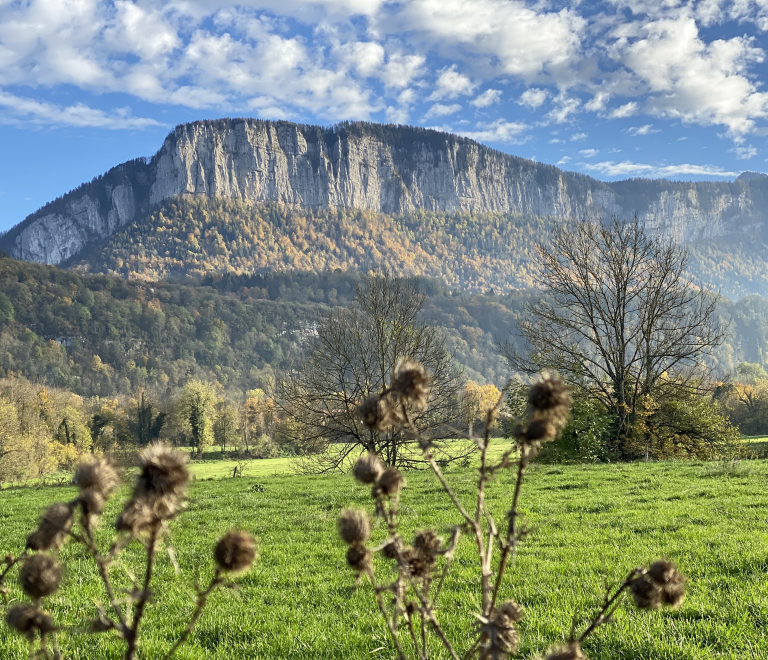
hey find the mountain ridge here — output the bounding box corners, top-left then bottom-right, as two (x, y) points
(4, 118), (768, 268)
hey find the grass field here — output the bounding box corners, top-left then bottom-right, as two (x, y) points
(1, 454), (767, 659)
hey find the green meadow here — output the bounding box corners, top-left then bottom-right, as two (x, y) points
(1, 453), (767, 659)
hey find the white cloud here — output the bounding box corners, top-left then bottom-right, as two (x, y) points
(579, 148), (599, 157)
(518, 88), (548, 109)
(429, 65), (476, 100)
(548, 95), (580, 123)
(609, 102), (638, 118)
(731, 144), (758, 159)
(471, 89), (502, 108)
(549, 138), (565, 144)
(423, 103), (462, 119)
(557, 156), (571, 165)
(0, 91), (162, 129)
(627, 124), (660, 135)
(583, 160), (739, 178)
(570, 132), (588, 141)
(460, 119), (530, 144)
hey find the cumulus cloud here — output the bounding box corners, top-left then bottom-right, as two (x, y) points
(423, 103), (462, 119)
(583, 160), (739, 178)
(579, 148), (599, 157)
(571, 132), (588, 141)
(460, 119), (530, 144)
(609, 101), (638, 118)
(518, 88), (549, 109)
(471, 89), (502, 108)
(428, 65), (476, 100)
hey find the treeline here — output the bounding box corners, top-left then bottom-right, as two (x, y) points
(3, 254), (768, 399)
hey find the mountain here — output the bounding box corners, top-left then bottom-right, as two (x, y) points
(4, 119), (768, 282)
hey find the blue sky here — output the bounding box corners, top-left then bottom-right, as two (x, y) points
(3, 0), (768, 231)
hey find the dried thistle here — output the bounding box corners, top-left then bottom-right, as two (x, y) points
(26, 502), (74, 551)
(135, 444), (190, 502)
(391, 359), (431, 411)
(6, 604), (56, 640)
(477, 602), (522, 659)
(74, 456), (120, 499)
(413, 530), (441, 570)
(358, 395), (397, 431)
(352, 452), (385, 484)
(400, 546), (427, 578)
(115, 498), (155, 536)
(631, 560), (686, 610)
(346, 544), (372, 573)
(377, 467), (403, 498)
(528, 372), (571, 414)
(19, 554), (62, 599)
(338, 509), (371, 545)
(214, 531), (256, 574)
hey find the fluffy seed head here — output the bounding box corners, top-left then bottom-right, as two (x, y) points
(214, 530), (256, 573)
(390, 360), (431, 410)
(136, 444), (190, 501)
(352, 453), (385, 484)
(346, 544), (372, 573)
(358, 395), (397, 431)
(79, 489), (107, 517)
(26, 503), (74, 551)
(413, 530), (441, 568)
(495, 600), (524, 623)
(524, 419), (557, 443)
(401, 546), (427, 578)
(381, 538), (401, 560)
(544, 642), (587, 660)
(74, 457), (120, 499)
(116, 498), (155, 536)
(630, 574), (662, 609)
(648, 560), (686, 608)
(477, 605), (521, 658)
(338, 509), (371, 545)
(528, 373), (571, 413)
(378, 467), (404, 498)
(19, 554), (62, 599)
(6, 605), (55, 640)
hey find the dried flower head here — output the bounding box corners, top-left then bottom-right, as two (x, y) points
(378, 467), (404, 498)
(116, 498), (155, 536)
(338, 509), (371, 545)
(524, 419), (557, 443)
(401, 546), (427, 578)
(543, 642), (587, 660)
(528, 373), (571, 413)
(358, 395), (397, 431)
(214, 530), (256, 573)
(390, 359), (431, 411)
(380, 538), (401, 560)
(135, 444), (190, 502)
(79, 489), (107, 517)
(6, 605), (56, 640)
(352, 452), (385, 484)
(631, 560), (686, 610)
(346, 544), (372, 573)
(19, 554), (62, 599)
(74, 456), (120, 499)
(477, 603), (522, 659)
(413, 530), (441, 569)
(26, 503), (74, 551)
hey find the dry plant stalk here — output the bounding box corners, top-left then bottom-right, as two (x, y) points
(0, 444), (256, 660)
(341, 360), (686, 660)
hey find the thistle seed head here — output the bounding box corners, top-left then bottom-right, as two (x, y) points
(401, 546), (427, 578)
(19, 554), (62, 599)
(346, 544), (372, 573)
(528, 373), (570, 413)
(413, 530), (441, 568)
(477, 605), (521, 659)
(74, 457), (120, 499)
(6, 605), (55, 640)
(642, 560), (686, 609)
(524, 419), (557, 443)
(135, 444), (190, 502)
(214, 530), (256, 573)
(79, 489), (107, 517)
(116, 498), (155, 536)
(352, 452), (385, 484)
(495, 600), (524, 623)
(26, 502), (74, 551)
(391, 360), (431, 411)
(358, 395), (397, 431)
(543, 642), (587, 660)
(338, 509), (371, 545)
(630, 573), (663, 609)
(378, 467), (404, 498)
(380, 537), (401, 560)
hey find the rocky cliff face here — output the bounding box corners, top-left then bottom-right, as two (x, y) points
(3, 119), (767, 265)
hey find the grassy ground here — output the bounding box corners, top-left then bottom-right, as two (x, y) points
(1, 454), (767, 659)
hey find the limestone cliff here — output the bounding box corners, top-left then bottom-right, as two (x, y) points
(2, 119), (767, 265)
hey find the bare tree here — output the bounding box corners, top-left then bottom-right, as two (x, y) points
(503, 216), (725, 457)
(277, 272), (468, 471)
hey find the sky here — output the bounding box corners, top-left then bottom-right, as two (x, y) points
(3, 1), (768, 231)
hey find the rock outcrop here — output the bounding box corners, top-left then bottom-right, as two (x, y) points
(3, 119), (767, 265)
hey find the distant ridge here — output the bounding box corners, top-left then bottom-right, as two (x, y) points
(2, 119), (768, 291)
